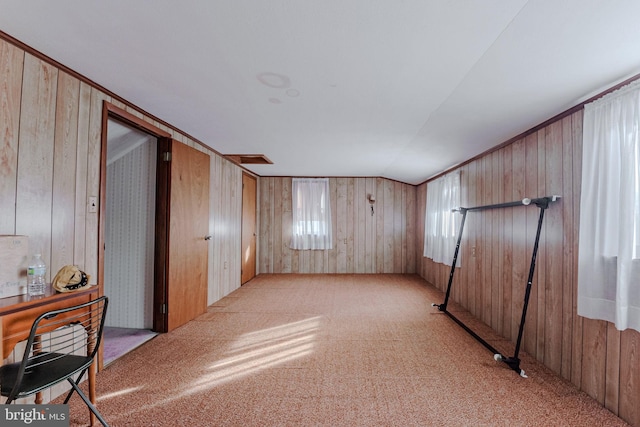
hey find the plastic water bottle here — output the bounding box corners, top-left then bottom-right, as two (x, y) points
(27, 254), (46, 296)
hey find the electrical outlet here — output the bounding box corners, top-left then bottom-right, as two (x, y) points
(88, 196), (98, 213)
(471, 246), (476, 257)
(224, 261), (228, 270)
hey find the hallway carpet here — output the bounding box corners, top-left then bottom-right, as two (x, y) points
(65, 274), (627, 426)
(103, 327), (158, 366)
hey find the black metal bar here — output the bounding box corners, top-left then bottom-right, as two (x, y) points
(453, 196), (558, 213)
(435, 209), (467, 312)
(513, 200), (548, 360)
(444, 311), (499, 355)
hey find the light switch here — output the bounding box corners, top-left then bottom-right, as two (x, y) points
(88, 196), (98, 213)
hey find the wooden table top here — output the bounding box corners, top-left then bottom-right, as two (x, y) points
(0, 284), (99, 316)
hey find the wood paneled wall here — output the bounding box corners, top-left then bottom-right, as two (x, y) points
(258, 177), (416, 274)
(416, 111), (640, 426)
(0, 37), (243, 313)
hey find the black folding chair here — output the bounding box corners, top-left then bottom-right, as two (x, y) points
(0, 296), (109, 426)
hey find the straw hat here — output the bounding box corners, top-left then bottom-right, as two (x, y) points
(52, 265), (91, 293)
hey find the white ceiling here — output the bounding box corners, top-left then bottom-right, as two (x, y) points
(2, 1), (640, 185)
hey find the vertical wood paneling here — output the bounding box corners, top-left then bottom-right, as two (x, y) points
(561, 115), (574, 380)
(383, 179), (393, 273)
(491, 151), (502, 333)
(582, 318), (607, 405)
(258, 176), (415, 275)
(511, 139), (526, 344)
(467, 161), (478, 317)
(210, 154), (222, 289)
(258, 177), (269, 274)
(535, 130), (546, 362)
(571, 111), (584, 388)
(365, 178), (376, 273)
(346, 178), (355, 272)
(329, 178), (338, 273)
(51, 71), (80, 273)
(16, 54), (57, 273)
(416, 182), (426, 278)
(605, 324), (621, 414)
(524, 132), (538, 356)
(85, 88), (109, 283)
(620, 329), (640, 426)
(544, 120), (563, 374)
(502, 145), (513, 338)
(273, 178), (283, 273)
(481, 155), (491, 326)
(393, 181), (402, 274)
(405, 182), (416, 274)
(282, 178), (293, 273)
(336, 178), (347, 272)
(1, 36), (244, 336)
(356, 178), (366, 273)
(416, 106), (639, 426)
(73, 82), (91, 269)
(375, 177), (384, 273)
(0, 41), (23, 234)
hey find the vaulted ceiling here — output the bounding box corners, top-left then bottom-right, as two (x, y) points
(2, 1), (640, 184)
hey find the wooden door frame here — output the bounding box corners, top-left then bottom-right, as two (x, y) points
(98, 101), (172, 335)
(241, 172), (257, 284)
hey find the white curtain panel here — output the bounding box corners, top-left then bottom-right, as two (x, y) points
(290, 178), (333, 250)
(578, 79), (640, 332)
(424, 171), (461, 266)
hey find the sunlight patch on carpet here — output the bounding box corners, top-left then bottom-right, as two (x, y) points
(191, 316), (321, 391)
(98, 386), (143, 402)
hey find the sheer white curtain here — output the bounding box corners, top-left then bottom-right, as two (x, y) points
(424, 172), (461, 266)
(578, 79), (640, 332)
(290, 178), (333, 250)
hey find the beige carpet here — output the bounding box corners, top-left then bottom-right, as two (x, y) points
(64, 274), (628, 426)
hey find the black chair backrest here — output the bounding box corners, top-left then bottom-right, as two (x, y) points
(12, 296), (109, 395)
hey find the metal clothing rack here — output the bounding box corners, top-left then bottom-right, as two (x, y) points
(432, 195), (560, 378)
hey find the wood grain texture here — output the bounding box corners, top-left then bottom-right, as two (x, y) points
(167, 140), (209, 331)
(51, 71), (80, 274)
(0, 41), (23, 234)
(605, 323), (621, 413)
(571, 111), (584, 388)
(0, 36), (244, 341)
(258, 177), (416, 274)
(241, 173), (257, 284)
(15, 54), (57, 272)
(560, 114), (574, 380)
(620, 329), (640, 426)
(73, 82), (91, 270)
(416, 109), (639, 426)
(208, 154), (242, 304)
(544, 119), (562, 374)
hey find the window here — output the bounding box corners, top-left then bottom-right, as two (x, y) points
(424, 172), (460, 266)
(578, 79), (640, 332)
(290, 178), (333, 250)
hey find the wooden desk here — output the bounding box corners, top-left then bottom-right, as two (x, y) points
(0, 285), (99, 413)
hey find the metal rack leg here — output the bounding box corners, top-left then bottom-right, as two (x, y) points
(433, 209), (467, 312)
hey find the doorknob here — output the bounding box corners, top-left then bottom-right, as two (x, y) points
(204, 235), (212, 240)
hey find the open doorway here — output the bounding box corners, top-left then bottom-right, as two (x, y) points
(99, 102), (211, 365)
(103, 118), (158, 364)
